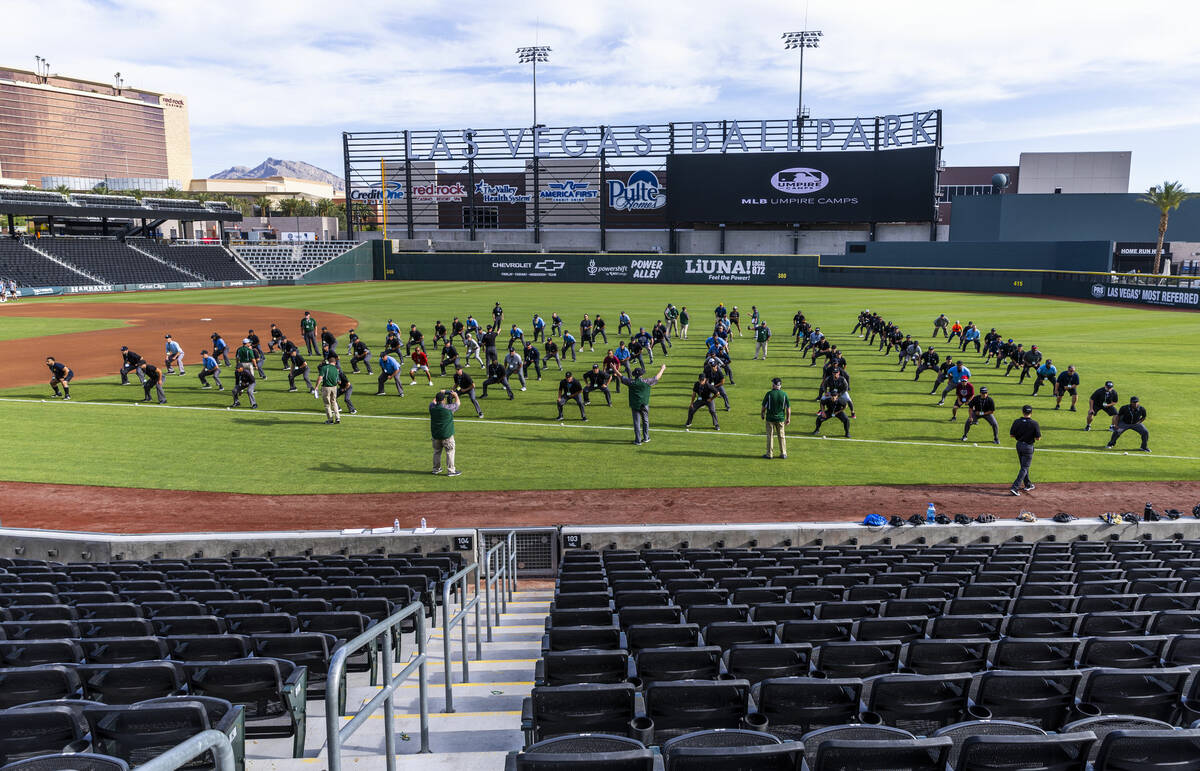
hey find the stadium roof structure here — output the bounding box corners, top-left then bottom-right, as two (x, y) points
(0, 189), (243, 223)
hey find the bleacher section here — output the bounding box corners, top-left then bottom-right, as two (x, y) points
(0, 189), (70, 205)
(130, 239), (257, 281)
(0, 550), (472, 768)
(141, 197), (208, 211)
(69, 194), (141, 208)
(34, 239), (197, 284)
(0, 239), (98, 287)
(232, 241), (357, 280)
(515, 539), (1200, 768)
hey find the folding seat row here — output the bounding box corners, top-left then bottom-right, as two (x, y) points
(525, 667), (1200, 751)
(0, 694), (245, 770)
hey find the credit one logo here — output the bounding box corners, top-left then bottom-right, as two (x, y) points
(771, 168), (829, 194)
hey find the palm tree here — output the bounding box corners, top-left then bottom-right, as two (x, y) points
(253, 195), (273, 222)
(162, 186), (182, 199)
(54, 185), (72, 196)
(278, 197), (302, 217)
(315, 198), (335, 217)
(1139, 181), (1196, 274)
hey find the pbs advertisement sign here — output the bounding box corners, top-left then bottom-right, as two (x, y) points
(666, 146), (937, 224)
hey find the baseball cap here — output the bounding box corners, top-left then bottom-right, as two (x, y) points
(1022, 404), (1033, 414)
(243, 338), (250, 344)
(1130, 396), (1140, 403)
(772, 377), (782, 386)
(120, 346), (128, 351)
(632, 367), (643, 378)
(980, 386), (989, 393)
(164, 334), (172, 339)
(1105, 381), (1114, 388)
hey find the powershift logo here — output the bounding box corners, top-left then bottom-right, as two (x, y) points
(771, 167), (830, 194)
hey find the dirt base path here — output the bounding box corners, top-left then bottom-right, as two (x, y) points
(1, 480), (1197, 533)
(0, 303), (358, 388)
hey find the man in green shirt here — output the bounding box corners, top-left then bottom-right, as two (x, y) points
(430, 390), (462, 476)
(235, 339), (261, 377)
(300, 311), (318, 355)
(679, 307), (690, 340)
(761, 377), (791, 459)
(753, 322), (772, 360)
(619, 364), (666, 445)
(316, 355), (342, 424)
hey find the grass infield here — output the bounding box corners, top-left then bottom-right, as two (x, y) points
(0, 281), (1196, 495)
(0, 316), (129, 341)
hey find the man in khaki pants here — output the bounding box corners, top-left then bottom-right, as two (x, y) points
(430, 390), (462, 476)
(316, 355), (341, 424)
(760, 377), (791, 459)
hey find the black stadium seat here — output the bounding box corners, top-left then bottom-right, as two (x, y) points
(522, 683), (640, 745)
(505, 734), (657, 771)
(0, 706), (90, 765)
(659, 729), (803, 770)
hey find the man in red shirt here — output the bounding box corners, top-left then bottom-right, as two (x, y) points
(949, 375), (975, 422)
(410, 348), (434, 386)
(947, 320), (964, 344)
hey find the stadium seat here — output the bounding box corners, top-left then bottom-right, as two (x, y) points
(536, 650), (630, 687)
(684, 605), (749, 627)
(626, 624), (701, 652)
(543, 625), (624, 652)
(809, 735), (952, 771)
(1075, 667), (1193, 724)
(952, 731), (1096, 771)
(77, 661), (185, 704)
(0, 666), (81, 707)
(1091, 728), (1200, 770)
(1076, 636), (1169, 668)
(641, 679), (754, 743)
(79, 637), (169, 665)
(504, 734), (658, 771)
(182, 658), (307, 757)
(659, 729), (803, 770)
(969, 670), (1085, 729)
(862, 672), (972, 735)
(722, 644), (811, 684)
(0, 640), (83, 667)
(0, 706), (90, 765)
(701, 621), (776, 649)
(797, 722), (916, 768)
(929, 719), (1047, 770)
(1060, 715), (1175, 764)
(84, 695), (244, 771)
(0, 753), (129, 770)
(811, 642), (901, 679)
(988, 638), (1082, 670)
(522, 683), (640, 746)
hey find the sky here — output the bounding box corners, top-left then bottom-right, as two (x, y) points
(7, 0), (1200, 190)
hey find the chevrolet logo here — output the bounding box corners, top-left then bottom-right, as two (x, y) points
(534, 259), (566, 272)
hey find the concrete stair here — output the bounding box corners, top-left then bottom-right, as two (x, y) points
(247, 587), (551, 771)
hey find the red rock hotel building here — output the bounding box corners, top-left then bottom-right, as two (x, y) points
(0, 66), (192, 190)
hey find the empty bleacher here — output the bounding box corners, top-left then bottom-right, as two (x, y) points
(0, 189), (71, 206)
(68, 194), (141, 208)
(129, 239), (256, 281)
(34, 239), (197, 284)
(141, 198), (207, 211)
(231, 241), (356, 280)
(0, 240), (98, 287)
(514, 538), (1200, 768)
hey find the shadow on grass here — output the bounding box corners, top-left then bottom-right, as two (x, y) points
(311, 461), (430, 476)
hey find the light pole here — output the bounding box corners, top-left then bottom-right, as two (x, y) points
(515, 46), (551, 129)
(781, 31), (822, 121)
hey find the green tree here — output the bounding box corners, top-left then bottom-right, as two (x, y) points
(162, 186), (182, 199)
(315, 198), (336, 217)
(253, 195), (274, 221)
(278, 198), (302, 217)
(54, 185), (72, 196)
(1139, 181), (1197, 275)
(91, 183), (110, 195)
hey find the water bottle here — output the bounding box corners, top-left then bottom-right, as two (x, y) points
(420, 517), (427, 530)
(393, 518), (400, 532)
(926, 503), (936, 524)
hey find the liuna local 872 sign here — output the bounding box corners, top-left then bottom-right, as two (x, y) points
(667, 147), (938, 224)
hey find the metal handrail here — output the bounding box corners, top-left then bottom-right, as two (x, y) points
(483, 535), (508, 642)
(441, 562), (482, 713)
(132, 729), (234, 771)
(506, 530), (518, 600)
(327, 600), (430, 771)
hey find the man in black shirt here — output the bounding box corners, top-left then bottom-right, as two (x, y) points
(454, 365), (483, 417)
(556, 372), (587, 421)
(141, 363), (166, 404)
(119, 346), (145, 385)
(913, 347), (940, 382)
(247, 329), (266, 377)
(406, 325), (426, 355)
(351, 338), (373, 374)
(267, 323), (284, 352)
(579, 314), (594, 352)
(230, 363), (258, 409)
(45, 357), (73, 400)
(279, 336), (297, 370)
(439, 342), (459, 375)
(929, 356), (955, 395)
(451, 317), (466, 345)
(1004, 344), (1025, 376)
(962, 386), (999, 443)
(492, 302), (504, 330)
(287, 351), (314, 393)
(336, 365), (356, 414)
(1008, 404), (1041, 495)
(814, 389), (851, 438)
(1054, 365), (1080, 411)
(543, 338), (562, 371)
(320, 327), (337, 357)
(1018, 345), (1043, 384)
(481, 326), (499, 363)
(708, 365), (731, 411)
(1086, 381), (1119, 432)
(523, 341), (542, 382)
(685, 374), (720, 430)
(582, 364), (612, 407)
(481, 360), (513, 400)
(593, 315), (608, 345)
(1106, 396), (1150, 452)
(432, 320), (448, 348)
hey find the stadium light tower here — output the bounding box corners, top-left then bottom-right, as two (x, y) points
(781, 30), (822, 121)
(516, 46), (551, 128)
(34, 55), (50, 84)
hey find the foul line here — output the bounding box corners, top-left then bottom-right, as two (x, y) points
(1, 397), (1196, 462)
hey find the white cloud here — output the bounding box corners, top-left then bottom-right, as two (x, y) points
(6, 0), (1199, 186)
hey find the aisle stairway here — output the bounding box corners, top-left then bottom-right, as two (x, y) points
(247, 585), (551, 770)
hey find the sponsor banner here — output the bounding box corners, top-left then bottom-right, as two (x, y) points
(14, 286), (62, 297)
(65, 284), (116, 294)
(474, 179), (531, 204)
(411, 182), (466, 202)
(398, 253), (804, 285)
(280, 232), (316, 242)
(539, 181), (600, 203)
(180, 282), (205, 289)
(1089, 282), (1200, 308)
(1114, 242), (1170, 259)
(350, 181), (404, 202)
(490, 259), (568, 279)
(667, 146), (937, 224)
(134, 283), (168, 291)
(683, 258), (768, 282)
(608, 170), (666, 212)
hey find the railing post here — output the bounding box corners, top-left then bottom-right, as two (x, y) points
(443, 578), (455, 713)
(417, 610), (431, 754)
(473, 565), (482, 662)
(483, 546), (494, 642)
(383, 624), (396, 769)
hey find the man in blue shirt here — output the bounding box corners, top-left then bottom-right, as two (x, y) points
(960, 323), (981, 353)
(618, 311), (632, 335)
(532, 314), (545, 342)
(386, 318), (401, 337)
(376, 353), (405, 396)
(937, 362), (971, 406)
(510, 324), (524, 344)
(210, 333), (231, 366)
(198, 350), (223, 390)
(1032, 359), (1058, 397)
(561, 331), (577, 362)
(614, 342), (631, 375)
(164, 334), (185, 375)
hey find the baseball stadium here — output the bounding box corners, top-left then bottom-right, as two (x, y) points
(4, 11), (1200, 771)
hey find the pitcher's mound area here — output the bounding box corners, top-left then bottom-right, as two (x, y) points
(1, 303), (358, 387)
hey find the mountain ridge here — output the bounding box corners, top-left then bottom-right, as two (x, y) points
(209, 158), (345, 191)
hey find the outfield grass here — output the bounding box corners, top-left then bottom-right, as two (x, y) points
(0, 281), (1196, 495)
(0, 316), (129, 341)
